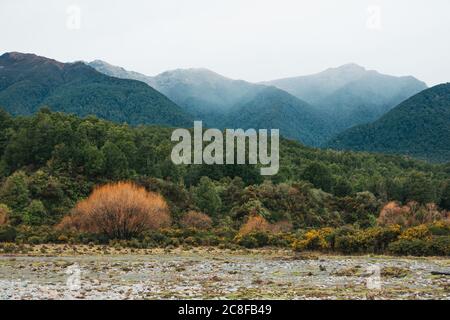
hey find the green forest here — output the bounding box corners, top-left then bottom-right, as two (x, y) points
(0, 108), (449, 256)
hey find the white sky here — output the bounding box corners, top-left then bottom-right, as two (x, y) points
(0, 0), (449, 85)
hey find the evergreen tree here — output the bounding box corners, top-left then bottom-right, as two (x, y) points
(404, 171), (436, 204)
(193, 177), (222, 218)
(333, 177), (353, 197)
(0, 171), (30, 224)
(301, 162), (334, 192)
(440, 181), (450, 210)
(101, 141), (129, 179)
(23, 200), (47, 225)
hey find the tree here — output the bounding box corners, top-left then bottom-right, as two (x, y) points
(193, 177), (222, 218)
(101, 141), (129, 179)
(0, 204), (10, 226)
(440, 181), (450, 210)
(404, 172), (436, 204)
(333, 177), (353, 197)
(0, 108), (13, 156)
(301, 162), (334, 192)
(80, 144), (105, 176)
(0, 171), (30, 219)
(23, 200), (47, 226)
(58, 182), (171, 239)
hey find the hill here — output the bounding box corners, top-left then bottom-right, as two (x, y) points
(88, 60), (331, 145)
(326, 83), (450, 162)
(226, 86), (332, 146)
(263, 64), (427, 132)
(0, 52), (192, 127)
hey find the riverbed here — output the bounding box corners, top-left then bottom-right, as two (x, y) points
(0, 247), (448, 299)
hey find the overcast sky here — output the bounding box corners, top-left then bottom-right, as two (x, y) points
(1, 0), (449, 85)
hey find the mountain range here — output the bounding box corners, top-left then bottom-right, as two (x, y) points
(0, 52), (192, 127)
(262, 63), (428, 132)
(88, 60), (427, 144)
(88, 60), (331, 145)
(326, 83), (450, 162)
(2, 51), (448, 162)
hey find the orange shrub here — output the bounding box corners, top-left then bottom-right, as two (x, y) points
(238, 215), (270, 236)
(180, 211), (213, 230)
(0, 204), (10, 226)
(58, 182), (171, 239)
(378, 201), (448, 227)
(270, 220), (293, 234)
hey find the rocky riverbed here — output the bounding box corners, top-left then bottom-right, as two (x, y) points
(0, 246), (448, 300)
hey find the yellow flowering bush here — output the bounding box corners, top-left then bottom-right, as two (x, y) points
(399, 224), (432, 241)
(292, 227), (333, 251)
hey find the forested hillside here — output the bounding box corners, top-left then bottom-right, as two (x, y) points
(264, 63), (427, 133)
(0, 108), (449, 255)
(89, 60), (332, 145)
(0, 52), (192, 127)
(327, 83), (450, 162)
(0, 108), (449, 226)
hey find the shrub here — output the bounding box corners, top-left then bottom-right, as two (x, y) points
(57, 182), (171, 239)
(0, 226), (16, 242)
(388, 236), (450, 256)
(270, 220), (293, 234)
(23, 200), (47, 226)
(180, 211), (213, 230)
(378, 201), (447, 227)
(238, 215), (270, 236)
(235, 231), (270, 248)
(399, 225), (431, 241)
(428, 221), (450, 236)
(427, 236), (450, 256)
(293, 228), (333, 252)
(0, 204), (10, 226)
(333, 225), (401, 254)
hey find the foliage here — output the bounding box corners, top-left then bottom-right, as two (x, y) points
(180, 211), (213, 230)
(440, 180), (450, 210)
(292, 228), (333, 252)
(0, 53), (192, 127)
(238, 215), (271, 236)
(378, 201), (448, 227)
(388, 237), (450, 256)
(0, 204), (10, 226)
(23, 200), (47, 226)
(0, 226), (16, 242)
(301, 162), (334, 192)
(399, 225), (432, 241)
(192, 177), (222, 218)
(58, 182), (171, 239)
(327, 83), (450, 162)
(0, 109), (449, 257)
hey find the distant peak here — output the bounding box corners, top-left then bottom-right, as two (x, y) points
(333, 63), (366, 72)
(0, 51), (65, 68)
(90, 59), (112, 67)
(161, 67), (218, 76)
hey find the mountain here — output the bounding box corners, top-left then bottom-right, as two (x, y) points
(88, 60), (331, 145)
(88, 60), (428, 147)
(263, 64), (427, 132)
(0, 52), (192, 127)
(226, 86), (331, 146)
(326, 83), (450, 162)
(88, 61), (266, 126)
